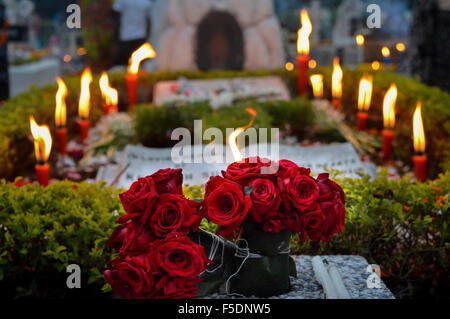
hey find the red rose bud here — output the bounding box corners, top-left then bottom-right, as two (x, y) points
(119, 176), (159, 224)
(248, 178), (281, 224)
(150, 168), (183, 196)
(223, 157), (276, 186)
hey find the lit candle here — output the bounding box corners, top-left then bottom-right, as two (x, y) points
(412, 102), (427, 182)
(331, 57), (343, 109)
(381, 46), (391, 72)
(356, 74), (373, 131)
(99, 72), (119, 114)
(228, 108), (257, 163)
(296, 9), (312, 96)
(310, 74), (323, 99)
(30, 116), (52, 186)
(382, 84), (397, 161)
(126, 43), (156, 109)
(55, 77), (68, 156)
(78, 67), (93, 145)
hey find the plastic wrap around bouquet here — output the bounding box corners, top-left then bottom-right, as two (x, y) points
(104, 157), (346, 298)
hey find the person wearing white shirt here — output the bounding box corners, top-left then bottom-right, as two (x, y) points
(113, 0), (153, 65)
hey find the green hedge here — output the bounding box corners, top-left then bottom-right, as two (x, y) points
(0, 180), (124, 298)
(0, 68), (448, 180)
(0, 173), (448, 299)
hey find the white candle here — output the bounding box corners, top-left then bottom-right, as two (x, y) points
(312, 256), (338, 299)
(327, 264), (351, 299)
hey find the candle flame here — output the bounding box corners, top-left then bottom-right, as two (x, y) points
(297, 9), (312, 56)
(372, 61), (380, 71)
(310, 74), (323, 98)
(30, 116), (52, 162)
(99, 72), (118, 109)
(355, 34), (364, 46)
(381, 46), (390, 58)
(332, 57), (343, 99)
(413, 102), (425, 153)
(229, 108), (257, 162)
(128, 43), (157, 75)
(55, 77), (67, 127)
(383, 84), (397, 129)
(396, 42), (406, 52)
(78, 68), (93, 119)
(357, 74), (373, 112)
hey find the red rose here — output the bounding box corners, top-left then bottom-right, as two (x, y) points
(119, 176), (158, 224)
(222, 157), (276, 185)
(107, 224), (127, 251)
(150, 194), (202, 238)
(104, 254), (155, 299)
(120, 222), (155, 256)
(282, 167), (319, 213)
(262, 218), (286, 234)
(300, 205), (326, 243)
(316, 173), (346, 242)
(153, 277), (198, 299)
(150, 234), (211, 280)
(150, 168), (183, 195)
(248, 178), (280, 223)
(203, 176), (252, 237)
(277, 159), (298, 178)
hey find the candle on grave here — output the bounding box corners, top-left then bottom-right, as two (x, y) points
(310, 74), (323, 99)
(99, 72), (119, 114)
(356, 74), (372, 131)
(55, 77), (68, 156)
(381, 46), (391, 72)
(331, 57), (343, 109)
(382, 84), (397, 161)
(78, 67), (92, 145)
(412, 102), (427, 182)
(229, 108), (257, 163)
(126, 43), (156, 109)
(30, 116), (52, 186)
(296, 9), (312, 96)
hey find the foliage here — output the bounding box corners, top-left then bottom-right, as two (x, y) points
(0, 180), (124, 298)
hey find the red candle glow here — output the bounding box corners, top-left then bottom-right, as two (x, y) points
(78, 67), (92, 144)
(382, 84), (397, 161)
(356, 74), (373, 131)
(55, 77), (68, 156)
(332, 57), (343, 109)
(30, 116), (52, 186)
(127, 43), (156, 109)
(412, 102), (427, 182)
(296, 9), (312, 96)
(99, 72), (119, 114)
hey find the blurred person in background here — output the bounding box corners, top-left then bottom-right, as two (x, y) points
(113, 0), (154, 65)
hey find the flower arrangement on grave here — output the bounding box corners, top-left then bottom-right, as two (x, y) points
(104, 159), (346, 298)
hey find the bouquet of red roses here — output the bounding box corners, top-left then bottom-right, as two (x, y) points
(104, 158), (346, 298)
(104, 169), (212, 299)
(201, 157), (346, 296)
